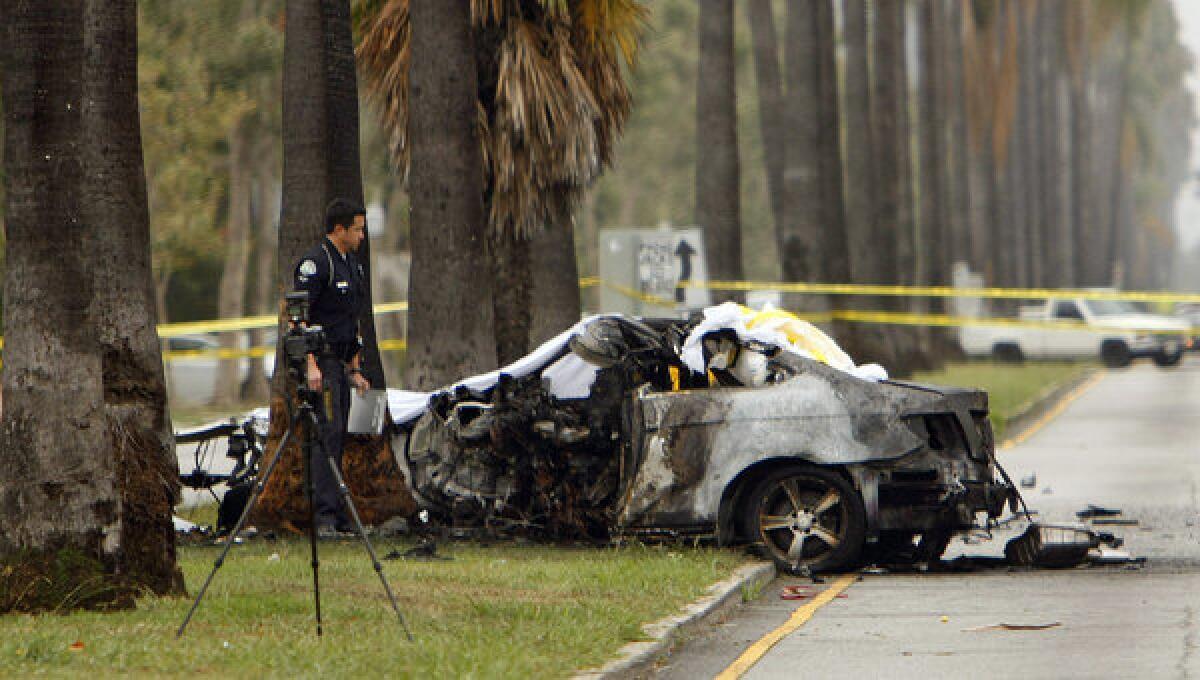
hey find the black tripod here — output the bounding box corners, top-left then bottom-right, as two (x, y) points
(177, 387), (413, 640)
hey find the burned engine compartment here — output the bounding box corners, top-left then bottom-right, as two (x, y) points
(402, 317), (690, 539)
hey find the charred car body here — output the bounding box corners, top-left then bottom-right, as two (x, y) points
(392, 312), (1015, 573)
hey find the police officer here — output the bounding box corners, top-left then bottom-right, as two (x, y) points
(293, 198), (370, 536)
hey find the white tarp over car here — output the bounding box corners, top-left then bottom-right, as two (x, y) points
(387, 305), (887, 425)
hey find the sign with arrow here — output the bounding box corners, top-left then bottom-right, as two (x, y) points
(598, 227), (710, 317)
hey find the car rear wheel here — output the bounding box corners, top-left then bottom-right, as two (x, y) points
(1153, 349), (1183, 367)
(1101, 340), (1132, 368)
(743, 466), (865, 574)
(992, 343), (1024, 363)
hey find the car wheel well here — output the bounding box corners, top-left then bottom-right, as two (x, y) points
(717, 457), (853, 544)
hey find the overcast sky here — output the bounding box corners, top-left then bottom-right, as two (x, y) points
(1170, 0), (1200, 250)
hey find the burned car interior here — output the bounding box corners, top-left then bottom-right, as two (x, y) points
(391, 304), (1017, 573)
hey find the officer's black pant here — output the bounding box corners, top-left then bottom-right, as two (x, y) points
(312, 355), (351, 528)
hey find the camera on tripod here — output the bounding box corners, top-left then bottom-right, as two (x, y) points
(284, 291), (327, 381)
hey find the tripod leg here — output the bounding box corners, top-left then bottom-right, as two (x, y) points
(304, 415), (324, 637)
(177, 410), (299, 638)
(324, 450), (415, 641)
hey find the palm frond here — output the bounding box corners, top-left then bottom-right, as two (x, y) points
(356, 0), (646, 238)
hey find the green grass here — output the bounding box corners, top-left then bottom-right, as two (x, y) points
(0, 537), (747, 678)
(911, 360), (1094, 442)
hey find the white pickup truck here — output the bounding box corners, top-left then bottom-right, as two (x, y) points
(959, 295), (1190, 368)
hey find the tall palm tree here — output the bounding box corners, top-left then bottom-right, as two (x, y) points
(745, 0), (785, 247)
(0, 0), (179, 609)
(357, 0), (646, 364)
(81, 0), (182, 596)
(695, 0), (741, 302)
(257, 0), (414, 529)
(405, 0), (496, 389)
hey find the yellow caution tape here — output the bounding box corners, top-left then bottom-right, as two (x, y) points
(156, 301), (409, 338)
(683, 279), (1200, 304)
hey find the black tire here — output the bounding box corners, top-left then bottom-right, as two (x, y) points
(1101, 340), (1132, 368)
(1153, 349), (1183, 367)
(742, 465), (866, 574)
(992, 343), (1024, 363)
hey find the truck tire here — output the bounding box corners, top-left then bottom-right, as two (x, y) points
(1153, 349), (1183, 367)
(992, 343), (1024, 363)
(1101, 340), (1132, 368)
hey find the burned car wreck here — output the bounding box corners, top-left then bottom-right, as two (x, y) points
(390, 306), (1016, 573)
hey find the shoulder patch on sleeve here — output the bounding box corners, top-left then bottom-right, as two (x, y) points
(298, 259), (318, 277)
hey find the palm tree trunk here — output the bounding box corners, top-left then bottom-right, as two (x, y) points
(0, 0), (150, 610)
(695, 0), (742, 303)
(944, 0), (972, 270)
(780, 0), (823, 291)
(841, 0), (893, 367)
(490, 233), (532, 365)
(322, 0), (386, 390)
(406, 0), (496, 388)
(1040, 0), (1072, 287)
(745, 0), (785, 249)
(258, 0), (417, 529)
(815, 0), (848, 286)
(872, 0), (928, 374)
(919, 0), (946, 290)
(1067, 3), (1097, 287)
(81, 0), (183, 595)
(529, 189), (582, 346)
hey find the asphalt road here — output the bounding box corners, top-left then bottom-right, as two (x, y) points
(656, 356), (1200, 679)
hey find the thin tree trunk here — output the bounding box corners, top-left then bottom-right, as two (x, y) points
(1068, 4), (1096, 286)
(214, 128), (253, 406)
(0, 0), (143, 610)
(695, 0), (742, 303)
(944, 0), (972, 269)
(1040, 0), (1072, 287)
(490, 233), (531, 365)
(245, 152), (277, 403)
(745, 0), (785, 248)
(529, 189), (582, 346)
(406, 0), (496, 388)
(873, 0), (927, 374)
(840, 0), (893, 367)
(918, 0), (946, 289)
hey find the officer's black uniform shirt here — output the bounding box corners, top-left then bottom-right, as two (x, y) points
(293, 237), (366, 353)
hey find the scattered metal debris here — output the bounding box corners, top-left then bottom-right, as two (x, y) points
(1004, 523), (1126, 568)
(962, 622), (1062, 632)
(1075, 504), (1122, 519)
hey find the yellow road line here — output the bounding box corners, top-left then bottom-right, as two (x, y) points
(715, 573), (857, 680)
(1001, 371), (1107, 449)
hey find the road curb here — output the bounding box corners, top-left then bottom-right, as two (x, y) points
(1001, 367), (1101, 446)
(574, 560), (776, 680)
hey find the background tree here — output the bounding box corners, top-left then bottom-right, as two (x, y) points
(401, 0), (497, 389)
(254, 0), (412, 528)
(695, 0), (742, 302)
(357, 0), (647, 365)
